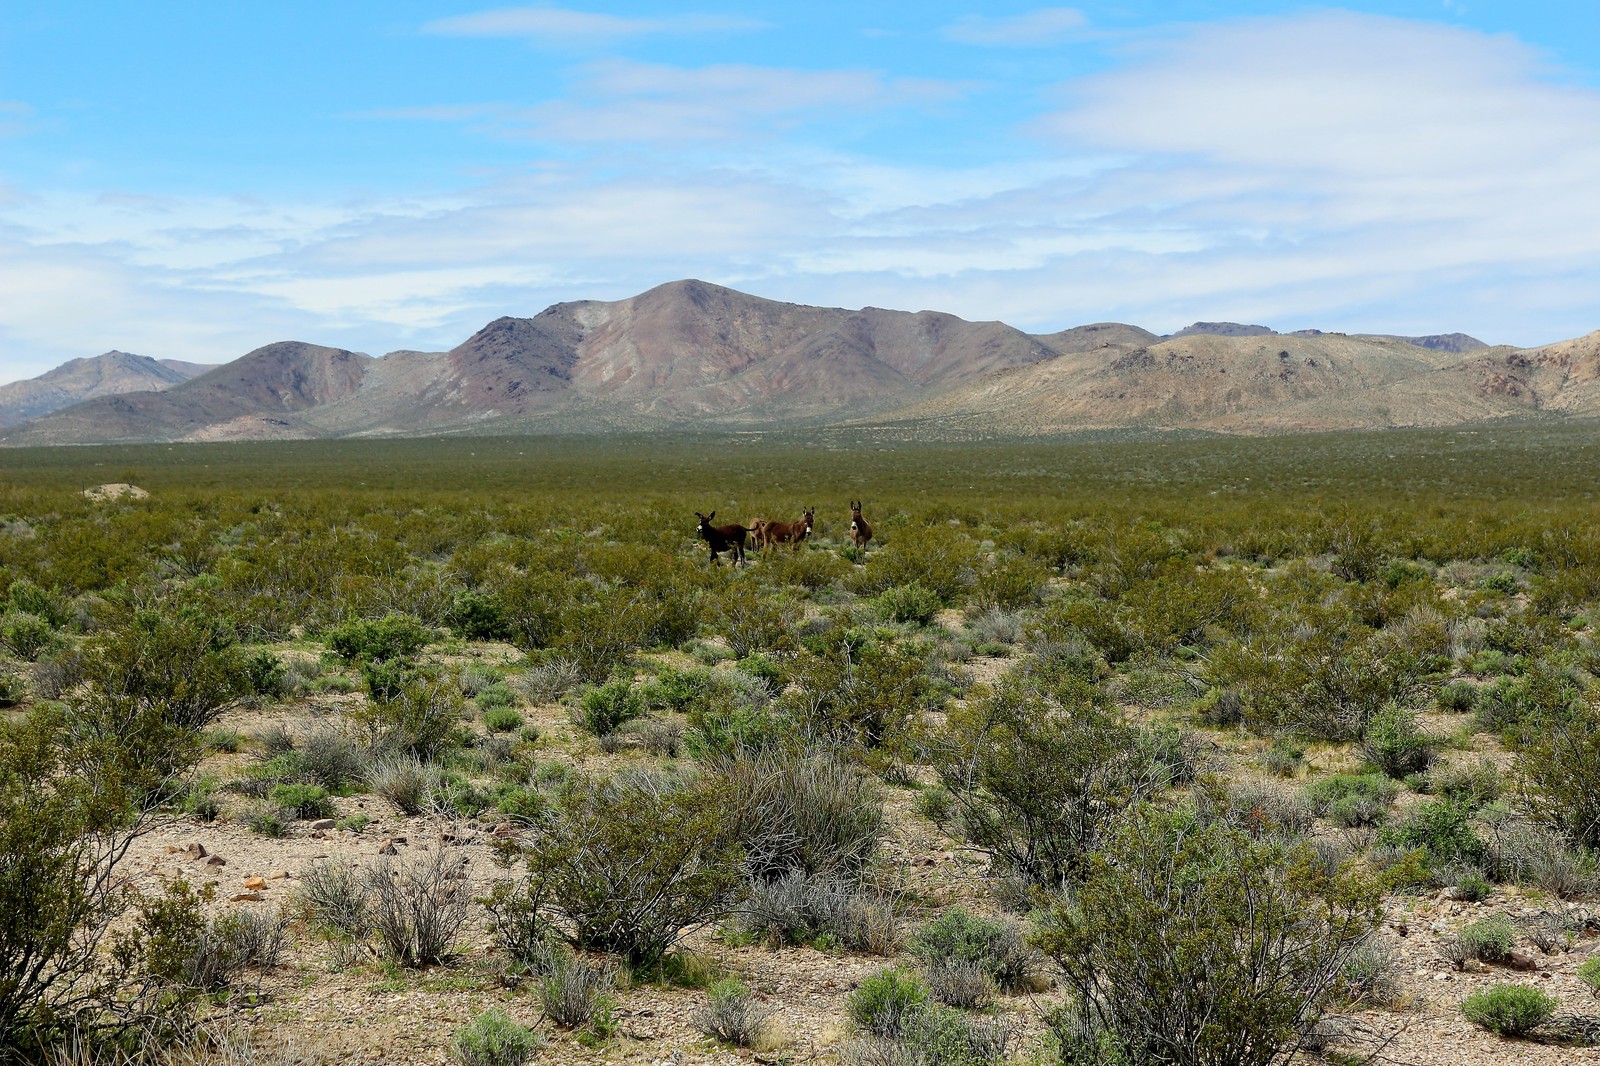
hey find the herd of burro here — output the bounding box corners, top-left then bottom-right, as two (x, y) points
(694, 501), (872, 565)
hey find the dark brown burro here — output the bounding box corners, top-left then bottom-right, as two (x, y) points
(761, 507), (815, 550)
(695, 511), (754, 565)
(849, 500), (873, 549)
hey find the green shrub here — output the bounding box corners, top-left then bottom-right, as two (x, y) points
(1034, 808), (1380, 1066)
(848, 966), (929, 1037)
(483, 706), (524, 733)
(368, 754), (437, 815)
(1303, 774), (1400, 828)
(1361, 705), (1435, 779)
(446, 589), (511, 642)
(935, 676), (1160, 888)
(353, 668), (466, 760)
(451, 1007), (541, 1066)
(1379, 798), (1486, 868)
(738, 870), (900, 954)
(474, 682), (519, 711)
(1460, 983), (1555, 1037)
(782, 631), (937, 754)
(571, 678), (646, 738)
(243, 649), (288, 698)
(242, 803), (289, 837)
(1458, 913), (1517, 962)
(537, 949), (616, 1033)
(1514, 698), (1600, 849)
(915, 785), (954, 825)
(269, 782), (334, 820)
(1577, 955), (1600, 996)
(509, 772), (744, 967)
(1437, 680), (1480, 713)
(875, 582), (943, 626)
(0, 613), (56, 661)
(908, 908), (1036, 994)
(326, 612), (431, 663)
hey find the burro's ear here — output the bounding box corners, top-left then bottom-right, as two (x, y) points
(708, 511), (716, 521)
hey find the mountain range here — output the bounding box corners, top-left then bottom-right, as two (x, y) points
(2, 279), (1594, 444)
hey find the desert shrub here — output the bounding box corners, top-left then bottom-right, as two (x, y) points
(510, 771), (744, 967)
(215, 907), (291, 972)
(1303, 774), (1400, 828)
(718, 586), (792, 657)
(451, 1007), (541, 1066)
(636, 718), (683, 757)
(446, 588), (511, 643)
(972, 553), (1049, 611)
(682, 671), (784, 759)
(935, 675), (1162, 888)
(537, 950), (616, 1033)
(1136, 722), (1208, 787)
(1260, 738), (1305, 778)
(1455, 871), (1493, 902)
(325, 613), (430, 663)
(297, 861), (372, 942)
(296, 728), (369, 790)
(907, 908), (1037, 994)
(242, 650), (288, 699)
(875, 582), (943, 626)
(1361, 705), (1435, 779)
(851, 527), (978, 603)
(1429, 759), (1502, 809)
(875, 1006), (1020, 1066)
(1194, 780), (1315, 841)
(570, 678), (645, 738)
(474, 682), (519, 711)
(1579, 956), (1600, 996)
(353, 668), (466, 760)
(1339, 937), (1403, 1006)
(1514, 698), (1600, 849)
(181, 777), (222, 822)
(1460, 984), (1555, 1037)
(268, 783), (333, 820)
(692, 979), (776, 1048)
(1034, 808), (1380, 1066)
(1458, 913), (1518, 962)
(782, 631), (937, 754)
(365, 848), (473, 967)
(1488, 823), (1600, 898)
(849, 967), (929, 1038)
(368, 754), (437, 815)
(915, 785), (954, 825)
(642, 666), (714, 713)
(1379, 798), (1486, 870)
(203, 727), (243, 754)
(739, 870), (899, 953)
(1437, 680), (1480, 714)
(242, 803), (289, 837)
(0, 612), (57, 660)
(722, 747), (883, 881)
(922, 958), (994, 1010)
(516, 657), (582, 703)
(483, 706), (524, 733)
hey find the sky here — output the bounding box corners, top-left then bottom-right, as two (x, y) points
(2, 1), (1598, 384)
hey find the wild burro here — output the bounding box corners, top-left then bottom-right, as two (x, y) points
(848, 500), (872, 549)
(759, 507), (815, 550)
(695, 510), (755, 565)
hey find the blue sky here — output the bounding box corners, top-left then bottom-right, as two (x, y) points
(2, 2), (1597, 383)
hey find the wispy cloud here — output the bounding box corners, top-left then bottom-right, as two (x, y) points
(519, 59), (968, 143)
(942, 8), (1088, 47)
(421, 6), (766, 45)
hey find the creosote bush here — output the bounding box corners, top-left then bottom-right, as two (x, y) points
(1034, 807), (1380, 1066)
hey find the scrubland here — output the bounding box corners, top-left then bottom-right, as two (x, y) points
(6, 423), (1600, 1065)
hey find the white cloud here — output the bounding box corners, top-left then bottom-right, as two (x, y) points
(943, 8), (1088, 47)
(4, 10), (1599, 385)
(421, 7), (765, 45)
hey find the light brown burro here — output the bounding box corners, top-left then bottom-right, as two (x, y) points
(695, 511), (755, 565)
(760, 507), (815, 550)
(849, 500), (872, 549)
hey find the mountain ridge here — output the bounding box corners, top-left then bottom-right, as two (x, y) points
(2, 281), (1583, 444)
